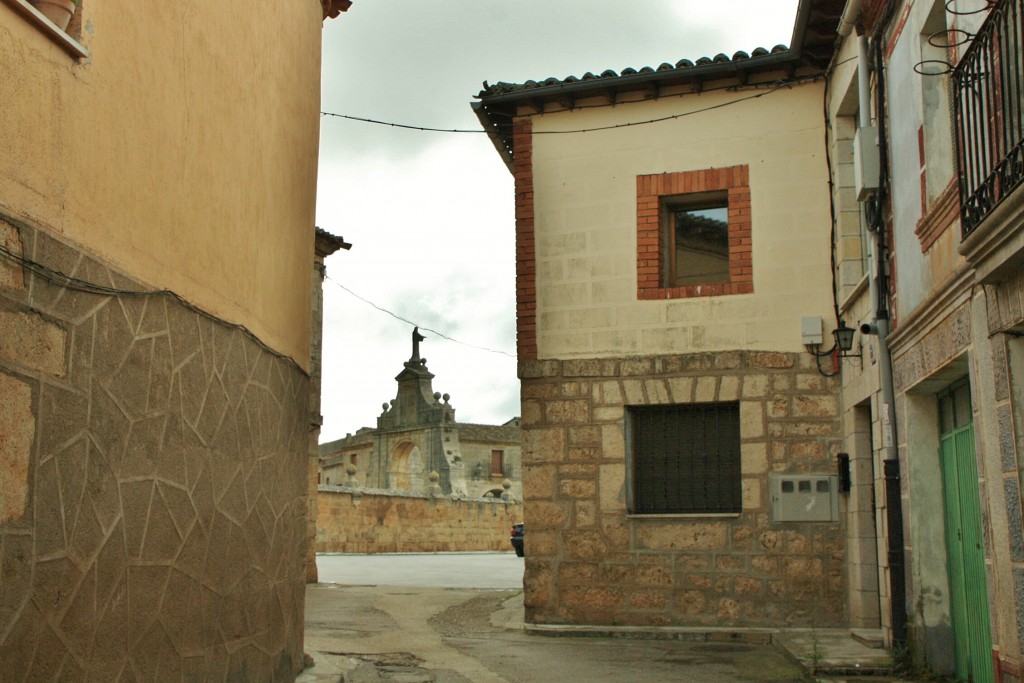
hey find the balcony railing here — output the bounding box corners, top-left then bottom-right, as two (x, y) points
(953, 0), (1024, 238)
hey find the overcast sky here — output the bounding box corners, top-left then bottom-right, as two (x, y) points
(316, 0), (799, 443)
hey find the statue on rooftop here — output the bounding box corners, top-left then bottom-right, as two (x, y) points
(411, 327), (426, 362)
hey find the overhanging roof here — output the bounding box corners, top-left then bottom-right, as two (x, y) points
(472, 0), (845, 171)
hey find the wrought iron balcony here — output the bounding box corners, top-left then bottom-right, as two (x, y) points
(953, 0), (1024, 238)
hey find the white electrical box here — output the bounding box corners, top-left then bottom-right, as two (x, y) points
(770, 475), (839, 523)
(801, 316), (823, 345)
(854, 125), (880, 200)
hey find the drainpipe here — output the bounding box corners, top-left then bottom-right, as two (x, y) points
(838, 0), (863, 37)
(856, 22), (908, 647)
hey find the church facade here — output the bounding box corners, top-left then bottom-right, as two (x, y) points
(319, 329), (522, 500)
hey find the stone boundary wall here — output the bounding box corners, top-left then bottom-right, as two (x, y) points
(519, 351), (846, 630)
(0, 220), (309, 680)
(316, 487), (522, 553)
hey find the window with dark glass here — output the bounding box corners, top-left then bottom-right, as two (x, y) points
(663, 192), (729, 286)
(628, 402), (741, 515)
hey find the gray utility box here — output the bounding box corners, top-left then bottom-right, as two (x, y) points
(770, 474), (839, 523)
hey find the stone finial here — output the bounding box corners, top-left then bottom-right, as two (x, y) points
(500, 478), (514, 502)
(428, 470), (443, 498)
(345, 464), (358, 486)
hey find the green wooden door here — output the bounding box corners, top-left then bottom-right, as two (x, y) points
(939, 382), (994, 683)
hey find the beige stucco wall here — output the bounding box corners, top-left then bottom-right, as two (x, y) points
(0, 0), (320, 368)
(529, 82), (834, 359)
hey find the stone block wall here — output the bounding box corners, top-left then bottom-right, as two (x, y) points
(519, 351), (846, 629)
(0, 220), (310, 681)
(316, 488), (522, 553)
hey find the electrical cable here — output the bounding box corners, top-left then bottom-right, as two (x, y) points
(324, 275), (516, 359)
(321, 71), (832, 136)
(0, 241), (307, 374)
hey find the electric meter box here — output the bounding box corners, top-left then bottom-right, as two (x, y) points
(854, 125), (880, 200)
(770, 475), (839, 523)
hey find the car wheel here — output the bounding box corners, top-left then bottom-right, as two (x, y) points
(515, 546), (524, 558)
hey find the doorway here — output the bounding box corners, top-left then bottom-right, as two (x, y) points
(938, 380), (994, 682)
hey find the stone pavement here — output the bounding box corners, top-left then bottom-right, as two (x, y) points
(299, 583), (916, 683)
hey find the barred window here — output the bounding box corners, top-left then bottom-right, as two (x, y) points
(628, 402), (741, 515)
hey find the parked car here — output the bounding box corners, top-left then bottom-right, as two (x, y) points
(510, 523), (524, 557)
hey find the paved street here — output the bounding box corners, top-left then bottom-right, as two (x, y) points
(316, 551), (525, 589)
(301, 583), (814, 683)
(302, 553), (812, 682)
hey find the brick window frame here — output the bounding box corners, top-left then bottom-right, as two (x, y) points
(636, 165), (752, 300)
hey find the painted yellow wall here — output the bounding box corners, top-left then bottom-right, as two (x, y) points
(0, 0), (322, 368)
(530, 81), (835, 358)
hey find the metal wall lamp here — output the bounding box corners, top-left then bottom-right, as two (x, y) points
(833, 320), (857, 357)
(805, 319), (859, 377)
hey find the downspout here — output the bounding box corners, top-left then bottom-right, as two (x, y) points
(869, 33), (908, 648)
(860, 20), (908, 647)
(838, 0), (863, 37)
(842, 0), (907, 647)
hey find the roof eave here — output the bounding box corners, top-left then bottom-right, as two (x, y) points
(474, 49), (804, 175)
(478, 48), (798, 108)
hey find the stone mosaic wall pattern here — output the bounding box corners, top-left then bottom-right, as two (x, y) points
(0, 221), (310, 681)
(518, 351), (846, 629)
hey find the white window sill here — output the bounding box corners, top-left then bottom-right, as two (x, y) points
(2, 0), (88, 60)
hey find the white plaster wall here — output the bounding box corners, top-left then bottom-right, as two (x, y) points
(530, 82), (835, 359)
(886, 1), (935, 316)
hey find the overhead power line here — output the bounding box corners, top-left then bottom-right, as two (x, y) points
(320, 71), (826, 136)
(325, 275), (516, 359)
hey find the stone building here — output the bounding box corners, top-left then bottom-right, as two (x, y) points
(473, 0), (849, 631)
(0, 1), (350, 679)
(476, 0), (1024, 679)
(826, 0), (1024, 680)
(307, 228), (351, 584)
(320, 330), (522, 500)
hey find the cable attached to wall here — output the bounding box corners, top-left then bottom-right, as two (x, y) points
(321, 71), (829, 137)
(0, 240), (307, 375)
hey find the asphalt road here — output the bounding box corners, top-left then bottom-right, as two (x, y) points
(316, 551), (525, 589)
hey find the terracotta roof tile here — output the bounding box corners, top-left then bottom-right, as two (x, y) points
(476, 44), (790, 99)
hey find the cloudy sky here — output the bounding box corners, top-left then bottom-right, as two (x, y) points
(316, 0), (799, 443)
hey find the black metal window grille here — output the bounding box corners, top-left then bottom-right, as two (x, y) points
(629, 402), (741, 514)
(952, 0), (1024, 237)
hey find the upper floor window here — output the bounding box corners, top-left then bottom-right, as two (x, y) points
(490, 450), (505, 477)
(664, 192), (730, 286)
(636, 165), (752, 300)
(2, 0), (87, 59)
(952, 0), (1024, 237)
